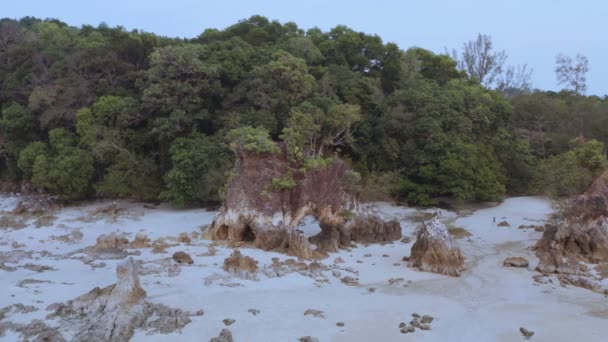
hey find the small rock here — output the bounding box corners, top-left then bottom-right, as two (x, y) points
(178, 232), (191, 244)
(222, 318), (235, 326)
(402, 256), (410, 261)
(248, 308), (260, 316)
(400, 326), (415, 334)
(411, 313), (420, 319)
(336, 322), (345, 327)
(421, 315), (434, 324)
(341, 276), (358, 286)
(497, 220), (510, 227)
(420, 324), (431, 330)
(503, 257), (529, 268)
(356, 260), (363, 264)
(299, 337), (319, 342)
(401, 237), (412, 244)
(172, 251), (193, 264)
(520, 327), (534, 339)
(196, 309), (205, 316)
(368, 287), (376, 293)
(334, 257), (345, 264)
(363, 253), (372, 257)
(382, 254), (390, 257)
(399, 322), (406, 328)
(304, 309), (325, 318)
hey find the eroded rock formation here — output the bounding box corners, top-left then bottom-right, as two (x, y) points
(208, 151), (401, 258)
(409, 217), (465, 276)
(535, 171), (608, 292)
(46, 258), (193, 341)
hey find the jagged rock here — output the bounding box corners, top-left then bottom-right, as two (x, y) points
(520, 327), (535, 339)
(409, 217), (465, 276)
(503, 257), (529, 268)
(151, 238), (172, 253)
(23, 263), (55, 272)
(46, 258), (192, 342)
(223, 250), (258, 279)
(535, 172), (608, 292)
(207, 151), (401, 258)
(210, 328), (233, 342)
(131, 233), (151, 248)
(0, 319), (65, 341)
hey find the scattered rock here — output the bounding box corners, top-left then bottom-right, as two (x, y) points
(400, 325), (415, 334)
(248, 308), (260, 316)
(336, 322), (345, 327)
(172, 251), (194, 264)
(130, 233), (151, 248)
(497, 220), (510, 227)
(151, 238), (172, 253)
(299, 337), (319, 342)
(178, 232), (191, 244)
(334, 257), (345, 264)
(304, 309), (325, 318)
(341, 276), (358, 286)
(503, 257), (529, 268)
(210, 328), (233, 342)
(421, 315), (434, 324)
(382, 254), (390, 257)
(409, 217), (465, 276)
(363, 253), (372, 257)
(223, 250), (258, 280)
(222, 318), (235, 326)
(520, 327), (535, 339)
(23, 263), (55, 272)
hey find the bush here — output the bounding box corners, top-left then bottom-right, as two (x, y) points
(31, 147), (95, 199)
(534, 139), (607, 197)
(96, 153), (162, 201)
(161, 133), (231, 206)
(226, 126), (279, 154)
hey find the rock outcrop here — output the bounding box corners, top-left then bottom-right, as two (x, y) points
(208, 150), (401, 259)
(535, 171), (608, 289)
(46, 258), (193, 341)
(409, 217), (465, 276)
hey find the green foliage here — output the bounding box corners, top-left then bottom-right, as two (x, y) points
(534, 139), (607, 197)
(226, 126), (279, 154)
(31, 147), (95, 199)
(161, 133), (231, 206)
(269, 171), (297, 191)
(96, 153), (162, 201)
(1, 15), (606, 205)
(17, 142), (48, 179)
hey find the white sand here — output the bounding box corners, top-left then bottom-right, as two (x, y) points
(0, 196), (606, 341)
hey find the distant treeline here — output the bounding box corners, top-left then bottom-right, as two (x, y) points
(0, 16), (606, 205)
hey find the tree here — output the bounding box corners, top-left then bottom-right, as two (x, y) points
(161, 133), (231, 206)
(454, 33), (507, 87)
(555, 53), (589, 95)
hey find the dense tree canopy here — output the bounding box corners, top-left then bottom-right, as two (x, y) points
(0, 16), (606, 205)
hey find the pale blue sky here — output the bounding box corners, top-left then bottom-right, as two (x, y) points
(3, 0), (607, 95)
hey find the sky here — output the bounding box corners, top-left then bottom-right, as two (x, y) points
(3, 0), (607, 95)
